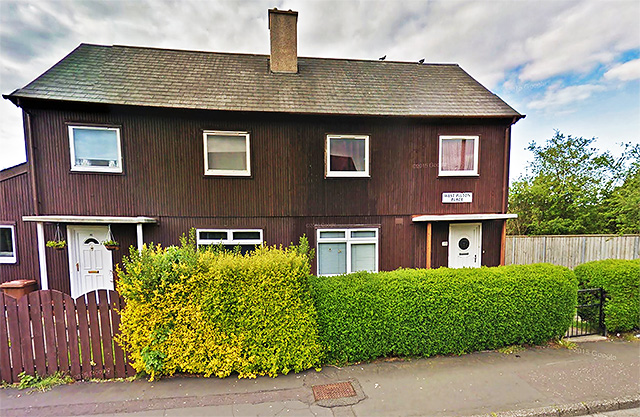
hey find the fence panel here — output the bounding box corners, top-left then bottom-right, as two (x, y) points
(506, 234), (640, 268)
(0, 289), (134, 384)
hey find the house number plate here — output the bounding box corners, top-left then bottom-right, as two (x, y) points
(442, 192), (472, 203)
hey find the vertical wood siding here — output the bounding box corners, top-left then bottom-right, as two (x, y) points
(27, 106), (511, 218)
(12, 103), (512, 294)
(0, 170), (38, 284)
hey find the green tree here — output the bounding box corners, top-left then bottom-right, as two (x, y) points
(605, 144), (640, 233)
(508, 131), (635, 235)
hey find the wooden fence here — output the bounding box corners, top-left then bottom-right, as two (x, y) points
(0, 289), (135, 384)
(505, 234), (640, 269)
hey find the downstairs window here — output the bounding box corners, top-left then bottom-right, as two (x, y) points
(196, 229), (263, 253)
(317, 228), (378, 276)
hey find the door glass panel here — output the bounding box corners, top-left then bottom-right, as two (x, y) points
(351, 243), (376, 272)
(318, 242), (347, 275)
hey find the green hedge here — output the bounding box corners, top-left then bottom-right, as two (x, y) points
(574, 259), (640, 332)
(310, 264), (577, 363)
(117, 233), (323, 380)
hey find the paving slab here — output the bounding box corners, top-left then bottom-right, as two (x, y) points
(0, 339), (637, 417)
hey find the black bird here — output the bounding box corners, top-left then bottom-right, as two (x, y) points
(418, 58), (425, 64)
(379, 55), (386, 61)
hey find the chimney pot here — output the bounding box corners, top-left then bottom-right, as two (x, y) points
(268, 8), (298, 73)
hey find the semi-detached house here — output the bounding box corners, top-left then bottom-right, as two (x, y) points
(1, 9), (523, 298)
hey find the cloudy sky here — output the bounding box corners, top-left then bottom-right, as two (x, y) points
(1, 0), (638, 179)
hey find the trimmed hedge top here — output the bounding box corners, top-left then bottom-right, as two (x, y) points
(575, 259), (640, 332)
(310, 264), (577, 363)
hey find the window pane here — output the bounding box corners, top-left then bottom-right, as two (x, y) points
(319, 231), (345, 239)
(200, 231), (227, 240)
(318, 242), (347, 275)
(330, 138), (366, 172)
(232, 231), (261, 240)
(73, 128), (119, 167)
(207, 135), (247, 171)
(351, 243), (376, 272)
(442, 139), (475, 171)
(351, 230), (376, 238)
(0, 228), (14, 256)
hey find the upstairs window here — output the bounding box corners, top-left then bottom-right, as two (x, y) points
(317, 228), (378, 276)
(0, 225), (16, 264)
(204, 131), (251, 176)
(439, 135), (479, 176)
(326, 134), (370, 178)
(69, 126), (122, 173)
(196, 229), (262, 253)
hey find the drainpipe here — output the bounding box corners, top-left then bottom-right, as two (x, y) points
(23, 107), (39, 215)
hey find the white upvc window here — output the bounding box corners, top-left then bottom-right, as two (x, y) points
(196, 229), (263, 253)
(326, 134), (370, 178)
(316, 228), (378, 276)
(0, 225), (17, 264)
(203, 131), (251, 176)
(439, 135), (479, 176)
(68, 126), (123, 173)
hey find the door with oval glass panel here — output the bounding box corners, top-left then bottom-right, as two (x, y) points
(67, 226), (114, 299)
(448, 223), (482, 268)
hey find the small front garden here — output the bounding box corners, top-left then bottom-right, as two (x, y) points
(116, 233), (580, 380)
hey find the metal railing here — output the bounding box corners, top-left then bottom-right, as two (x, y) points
(565, 288), (606, 338)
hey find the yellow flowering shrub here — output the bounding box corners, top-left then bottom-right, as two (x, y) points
(116, 232), (323, 380)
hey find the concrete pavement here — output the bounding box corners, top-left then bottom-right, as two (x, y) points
(1, 338), (638, 417)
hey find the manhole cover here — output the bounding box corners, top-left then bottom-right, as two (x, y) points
(312, 381), (357, 401)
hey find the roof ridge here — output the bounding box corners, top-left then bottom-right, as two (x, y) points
(100, 43), (460, 66)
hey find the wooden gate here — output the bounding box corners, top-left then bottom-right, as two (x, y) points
(0, 289), (135, 384)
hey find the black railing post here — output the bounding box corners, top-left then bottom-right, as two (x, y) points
(599, 288), (607, 337)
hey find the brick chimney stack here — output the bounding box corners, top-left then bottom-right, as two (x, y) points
(268, 8), (298, 73)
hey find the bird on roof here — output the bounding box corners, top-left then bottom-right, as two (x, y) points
(418, 58), (425, 64)
(379, 55), (386, 61)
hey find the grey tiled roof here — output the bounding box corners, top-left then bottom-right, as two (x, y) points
(6, 44), (522, 118)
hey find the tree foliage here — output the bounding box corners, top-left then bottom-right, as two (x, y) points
(508, 131), (639, 235)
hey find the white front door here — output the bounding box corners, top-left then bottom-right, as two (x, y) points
(68, 226), (114, 299)
(448, 223), (482, 268)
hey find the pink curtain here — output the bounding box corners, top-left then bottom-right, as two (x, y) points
(442, 139), (474, 171)
(330, 138), (365, 171)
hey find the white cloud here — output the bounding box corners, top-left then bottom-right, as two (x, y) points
(518, 0), (640, 81)
(527, 83), (605, 110)
(604, 59), (640, 81)
(0, 0), (638, 172)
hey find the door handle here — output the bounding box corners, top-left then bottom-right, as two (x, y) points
(76, 262), (79, 271)
(474, 255), (477, 263)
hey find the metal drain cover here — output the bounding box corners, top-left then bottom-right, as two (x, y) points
(312, 381), (357, 401)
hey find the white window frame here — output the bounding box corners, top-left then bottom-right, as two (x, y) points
(196, 229), (263, 248)
(325, 134), (370, 178)
(438, 135), (479, 177)
(68, 126), (123, 173)
(0, 225), (17, 264)
(203, 130), (251, 176)
(316, 227), (379, 276)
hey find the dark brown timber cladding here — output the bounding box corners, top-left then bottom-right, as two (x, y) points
(0, 166), (39, 284)
(146, 215), (424, 274)
(26, 104), (511, 218)
(429, 220), (503, 268)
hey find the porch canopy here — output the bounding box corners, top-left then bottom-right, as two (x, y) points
(22, 215), (157, 291)
(411, 213), (517, 222)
